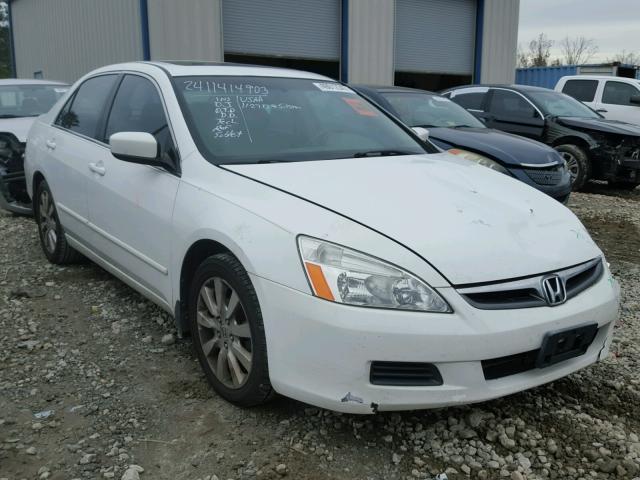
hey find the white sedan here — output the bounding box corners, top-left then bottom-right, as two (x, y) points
(24, 62), (619, 413)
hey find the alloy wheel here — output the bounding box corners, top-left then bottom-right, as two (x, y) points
(196, 277), (253, 389)
(561, 152), (579, 183)
(38, 189), (58, 254)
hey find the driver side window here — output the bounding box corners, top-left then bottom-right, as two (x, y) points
(104, 75), (178, 166)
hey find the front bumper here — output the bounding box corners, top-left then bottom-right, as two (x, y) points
(0, 167), (32, 215)
(252, 270), (619, 414)
(508, 166), (572, 203)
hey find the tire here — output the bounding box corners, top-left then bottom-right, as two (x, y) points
(189, 253), (274, 407)
(554, 144), (590, 191)
(34, 179), (84, 264)
(609, 181), (639, 191)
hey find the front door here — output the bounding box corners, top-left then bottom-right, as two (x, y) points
(86, 74), (181, 308)
(596, 80), (640, 124)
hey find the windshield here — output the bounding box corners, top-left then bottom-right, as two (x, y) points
(381, 92), (485, 128)
(0, 84), (69, 118)
(527, 90), (600, 118)
(175, 76), (429, 164)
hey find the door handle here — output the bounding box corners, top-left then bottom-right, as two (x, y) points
(596, 109), (608, 113)
(88, 162), (106, 176)
(45, 139), (56, 150)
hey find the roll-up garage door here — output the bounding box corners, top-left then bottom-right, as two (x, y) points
(395, 0), (476, 74)
(223, 0), (340, 61)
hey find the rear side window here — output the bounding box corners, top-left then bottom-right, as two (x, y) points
(105, 75), (178, 165)
(562, 79), (598, 102)
(451, 92), (486, 110)
(489, 90), (537, 118)
(602, 81), (640, 105)
(56, 75), (119, 139)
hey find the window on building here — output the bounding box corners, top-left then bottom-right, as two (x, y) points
(57, 75), (119, 139)
(562, 79), (598, 102)
(602, 81), (640, 106)
(489, 90), (537, 118)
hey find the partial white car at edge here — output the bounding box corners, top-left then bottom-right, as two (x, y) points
(24, 62), (619, 413)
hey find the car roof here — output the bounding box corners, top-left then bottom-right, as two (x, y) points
(93, 61), (334, 81)
(559, 75), (640, 84)
(0, 78), (69, 86)
(446, 84), (552, 93)
(352, 84), (438, 95)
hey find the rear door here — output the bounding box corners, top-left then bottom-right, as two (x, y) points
(595, 80), (640, 124)
(86, 74), (180, 308)
(47, 74), (120, 243)
(485, 89), (545, 140)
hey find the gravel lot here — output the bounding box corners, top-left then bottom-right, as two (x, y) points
(1, 186), (639, 480)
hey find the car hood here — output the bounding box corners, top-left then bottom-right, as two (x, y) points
(0, 116), (37, 143)
(225, 153), (600, 285)
(555, 116), (640, 136)
(428, 127), (562, 166)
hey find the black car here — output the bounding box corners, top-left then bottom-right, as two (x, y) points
(442, 84), (640, 190)
(352, 85), (571, 202)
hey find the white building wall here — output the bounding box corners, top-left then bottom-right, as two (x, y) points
(148, 0), (223, 62)
(480, 0), (520, 84)
(11, 0), (143, 83)
(347, 0), (395, 85)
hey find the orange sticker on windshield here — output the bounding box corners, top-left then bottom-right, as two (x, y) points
(342, 97), (378, 117)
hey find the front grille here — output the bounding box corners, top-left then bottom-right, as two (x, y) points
(457, 257), (603, 310)
(523, 166), (564, 186)
(370, 361), (443, 386)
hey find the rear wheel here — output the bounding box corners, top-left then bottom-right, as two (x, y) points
(554, 144), (590, 191)
(34, 179), (83, 264)
(189, 253), (273, 407)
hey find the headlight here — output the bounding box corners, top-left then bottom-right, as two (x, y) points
(448, 148), (509, 174)
(297, 236), (451, 313)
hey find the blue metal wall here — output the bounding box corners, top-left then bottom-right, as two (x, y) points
(515, 65), (578, 89)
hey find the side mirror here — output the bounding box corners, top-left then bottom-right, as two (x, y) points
(411, 126), (430, 142)
(630, 95), (640, 105)
(110, 132), (160, 164)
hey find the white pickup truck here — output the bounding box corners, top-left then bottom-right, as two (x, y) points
(555, 75), (640, 125)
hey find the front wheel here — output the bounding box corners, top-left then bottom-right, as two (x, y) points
(34, 179), (83, 264)
(554, 144), (590, 191)
(189, 253), (273, 407)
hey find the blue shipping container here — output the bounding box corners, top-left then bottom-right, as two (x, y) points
(515, 66), (578, 89)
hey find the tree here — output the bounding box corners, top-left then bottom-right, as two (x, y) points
(528, 33), (553, 67)
(516, 44), (529, 68)
(559, 36), (598, 65)
(0, 2), (12, 78)
(607, 50), (640, 65)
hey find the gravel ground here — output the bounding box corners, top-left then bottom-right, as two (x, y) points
(1, 186), (639, 480)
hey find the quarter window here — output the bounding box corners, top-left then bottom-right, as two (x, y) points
(562, 79), (598, 102)
(56, 75), (119, 139)
(105, 75), (178, 166)
(602, 81), (640, 106)
(489, 90), (537, 118)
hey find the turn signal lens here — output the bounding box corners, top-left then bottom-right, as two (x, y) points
(298, 236), (451, 313)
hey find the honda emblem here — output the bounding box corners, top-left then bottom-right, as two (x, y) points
(541, 275), (567, 306)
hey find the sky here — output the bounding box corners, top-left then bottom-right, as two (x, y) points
(518, 0), (640, 63)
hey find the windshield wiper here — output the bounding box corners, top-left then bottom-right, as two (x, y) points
(352, 150), (415, 158)
(0, 114), (21, 119)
